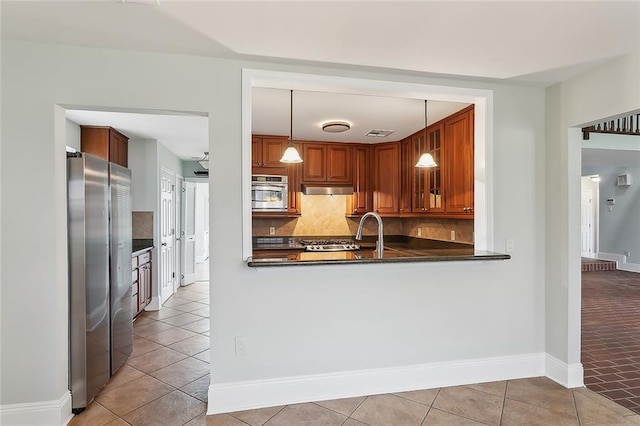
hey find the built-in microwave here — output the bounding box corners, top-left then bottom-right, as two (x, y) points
(251, 175), (288, 212)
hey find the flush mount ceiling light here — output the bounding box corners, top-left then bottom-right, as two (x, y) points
(415, 100), (438, 168)
(280, 90), (303, 163)
(322, 121), (351, 133)
(198, 152), (209, 170)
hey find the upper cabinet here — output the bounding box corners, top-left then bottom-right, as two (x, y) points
(81, 126), (129, 168)
(302, 143), (352, 184)
(349, 144), (372, 215)
(412, 123), (445, 213)
(252, 135), (288, 173)
(372, 142), (400, 215)
(444, 106), (474, 215)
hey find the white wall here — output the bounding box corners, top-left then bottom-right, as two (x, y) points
(129, 139), (157, 212)
(2, 40), (547, 415)
(65, 119), (80, 151)
(544, 52), (640, 384)
(584, 165), (640, 265)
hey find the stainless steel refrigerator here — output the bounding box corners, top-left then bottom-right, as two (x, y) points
(67, 152), (133, 412)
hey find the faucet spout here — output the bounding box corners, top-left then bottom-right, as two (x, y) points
(355, 211), (384, 258)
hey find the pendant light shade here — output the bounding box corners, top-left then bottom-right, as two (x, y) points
(280, 89), (303, 163)
(415, 99), (438, 168)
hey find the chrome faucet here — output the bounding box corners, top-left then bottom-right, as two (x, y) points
(355, 211), (384, 258)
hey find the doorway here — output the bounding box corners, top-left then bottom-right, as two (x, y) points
(580, 176), (598, 259)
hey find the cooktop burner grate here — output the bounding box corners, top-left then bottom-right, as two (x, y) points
(300, 239), (361, 252)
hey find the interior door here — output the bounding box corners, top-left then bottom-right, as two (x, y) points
(182, 181), (197, 285)
(160, 167), (175, 303)
(581, 190), (593, 257)
(174, 176), (184, 291)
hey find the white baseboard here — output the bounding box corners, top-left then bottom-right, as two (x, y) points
(0, 391), (72, 426)
(207, 353), (545, 415)
(598, 252), (640, 273)
(545, 354), (584, 388)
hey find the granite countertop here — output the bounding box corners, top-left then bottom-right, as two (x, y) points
(248, 236), (510, 267)
(132, 239), (154, 256)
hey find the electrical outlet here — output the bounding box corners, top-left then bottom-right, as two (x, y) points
(417, 228), (422, 237)
(450, 230), (455, 241)
(625, 251), (631, 257)
(269, 226), (276, 235)
(235, 336), (247, 356)
(505, 238), (515, 253)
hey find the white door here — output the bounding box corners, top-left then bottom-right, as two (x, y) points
(174, 176), (184, 292)
(160, 167), (175, 303)
(581, 190), (594, 257)
(182, 181), (197, 285)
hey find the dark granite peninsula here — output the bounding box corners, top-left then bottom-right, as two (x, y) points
(248, 236), (510, 267)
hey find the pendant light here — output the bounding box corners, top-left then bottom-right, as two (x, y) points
(415, 100), (438, 168)
(280, 89), (303, 163)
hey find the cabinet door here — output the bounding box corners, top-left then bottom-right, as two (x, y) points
(251, 136), (263, 168)
(426, 123), (445, 213)
(372, 143), (399, 214)
(412, 131), (429, 212)
(109, 130), (128, 168)
(445, 108), (474, 214)
(80, 126), (109, 161)
(302, 143), (326, 182)
(286, 155), (302, 213)
(138, 265), (147, 311)
(262, 137), (287, 168)
(327, 144), (352, 183)
(399, 138), (412, 214)
(350, 145), (371, 214)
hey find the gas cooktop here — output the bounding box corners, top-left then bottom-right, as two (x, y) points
(299, 239), (361, 252)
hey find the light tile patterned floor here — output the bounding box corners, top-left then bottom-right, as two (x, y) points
(582, 270), (640, 414)
(71, 279), (640, 425)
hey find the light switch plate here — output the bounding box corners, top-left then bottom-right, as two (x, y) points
(505, 238), (514, 253)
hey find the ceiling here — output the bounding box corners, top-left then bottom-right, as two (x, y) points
(2, 1), (638, 85)
(6, 1), (640, 160)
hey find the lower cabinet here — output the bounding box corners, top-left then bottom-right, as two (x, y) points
(132, 250), (152, 319)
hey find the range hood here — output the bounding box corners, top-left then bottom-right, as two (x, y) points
(302, 184), (354, 195)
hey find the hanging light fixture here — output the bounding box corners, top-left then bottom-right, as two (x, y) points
(415, 100), (438, 168)
(198, 152), (209, 170)
(280, 89), (303, 163)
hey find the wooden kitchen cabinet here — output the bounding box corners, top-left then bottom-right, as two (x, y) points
(399, 137), (412, 214)
(132, 250), (152, 318)
(444, 106), (474, 215)
(348, 144), (372, 215)
(287, 159), (302, 214)
(81, 126), (129, 167)
(302, 143), (352, 184)
(412, 123), (445, 213)
(252, 135), (288, 175)
(372, 142), (400, 215)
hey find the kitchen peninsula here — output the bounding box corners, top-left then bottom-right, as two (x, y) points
(248, 236), (509, 267)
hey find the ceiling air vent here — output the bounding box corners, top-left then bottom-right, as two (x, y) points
(365, 129), (394, 138)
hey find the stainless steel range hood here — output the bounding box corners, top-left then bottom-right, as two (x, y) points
(301, 184), (354, 195)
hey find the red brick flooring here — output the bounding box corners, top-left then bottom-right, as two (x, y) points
(582, 270), (640, 414)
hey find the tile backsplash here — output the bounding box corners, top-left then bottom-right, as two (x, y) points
(403, 217), (474, 244)
(253, 194), (472, 243)
(132, 211), (153, 239)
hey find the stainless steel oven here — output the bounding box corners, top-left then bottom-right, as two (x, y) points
(251, 175), (288, 212)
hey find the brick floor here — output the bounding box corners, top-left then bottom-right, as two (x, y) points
(582, 269), (640, 414)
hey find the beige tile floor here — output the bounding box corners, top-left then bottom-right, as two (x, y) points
(71, 281), (640, 426)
